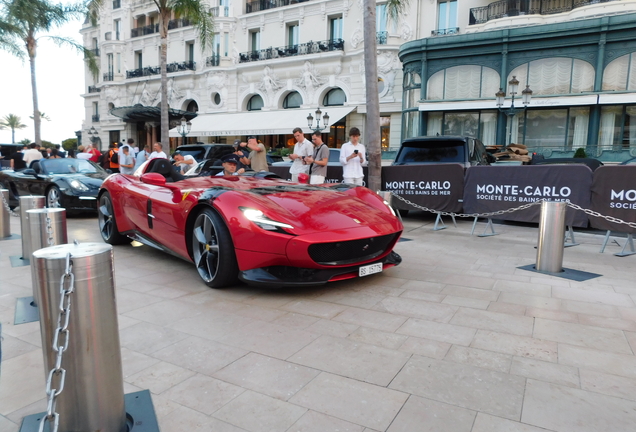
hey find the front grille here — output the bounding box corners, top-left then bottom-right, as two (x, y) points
(308, 233), (398, 265)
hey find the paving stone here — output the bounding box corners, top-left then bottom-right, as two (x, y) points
(386, 395), (476, 432)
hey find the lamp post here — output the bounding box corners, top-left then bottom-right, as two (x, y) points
(307, 108), (330, 134)
(496, 76), (533, 147)
(176, 116), (192, 145)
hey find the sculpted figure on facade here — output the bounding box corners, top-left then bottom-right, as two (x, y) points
(297, 61), (322, 99)
(138, 82), (155, 106)
(167, 78), (184, 106)
(350, 20), (363, 49)
(259, 66), (281, 96)
(378, 51), (400, 97)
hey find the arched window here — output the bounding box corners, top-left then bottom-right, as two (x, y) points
(186, 100), (198, 112)
(603, 53), (636, 91)
(283, 91), (302, 109)
(509, 58), (594, 95)
(323, 88), (346, 106)
(427, 65), (500, 100)
(247, 94), (264, 111)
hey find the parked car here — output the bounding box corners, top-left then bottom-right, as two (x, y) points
(97, 157), (403, 288)
(0, 158), (108, 212)
(271, 148), (342, 167)
(392, 136), (493, 168)
(173, 144), (234, 163)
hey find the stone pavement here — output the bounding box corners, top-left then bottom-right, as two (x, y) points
(1, 212), (636, 432)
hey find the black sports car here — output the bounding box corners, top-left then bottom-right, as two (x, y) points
(0, 158), (109, 213)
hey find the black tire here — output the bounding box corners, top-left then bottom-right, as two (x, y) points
(97, 192), (131, 245)
(398, 209), (409, 217)
(191, 207), (238, 288)
(46, 185), (62, 209)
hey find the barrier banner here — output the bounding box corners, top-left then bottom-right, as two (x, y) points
(589, 166), (636, 234)
(267, 165), (369, 186)
(463, 165), (591, 227)
(381, 164), (464, 213)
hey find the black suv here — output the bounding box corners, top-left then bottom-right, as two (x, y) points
(393, 136), (493, 168)
(173, 144), (234, 162)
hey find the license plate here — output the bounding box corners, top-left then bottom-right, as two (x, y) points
(359, 263), (383, 277)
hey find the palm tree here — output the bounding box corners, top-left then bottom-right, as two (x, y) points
(363, 0), (408, 192)
(30, 111), (51, 121)
(0, 113), (27, 143)
(0, 0), (98, 146)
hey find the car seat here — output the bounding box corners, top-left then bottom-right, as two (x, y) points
(146, 158), (185, 182)
(30, 160), (42, 174)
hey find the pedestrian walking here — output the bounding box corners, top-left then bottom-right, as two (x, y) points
(288, 127), (313, 182)
(340, 127), (366, 185)
(305, 132), (329, 184)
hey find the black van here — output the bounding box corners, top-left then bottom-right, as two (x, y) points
(393, 136), (494, 168)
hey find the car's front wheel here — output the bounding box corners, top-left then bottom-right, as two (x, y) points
(191, 207), (238, 288)
(97, 192), (131, 245)
(46, 185), (62, 208)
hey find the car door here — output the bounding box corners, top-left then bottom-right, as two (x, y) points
(121, 179), (164, 238)
(146, 187), (190, 259)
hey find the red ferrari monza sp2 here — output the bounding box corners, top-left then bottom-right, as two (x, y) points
(97, 161), (403, 288)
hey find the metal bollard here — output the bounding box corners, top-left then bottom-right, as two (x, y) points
(31, 242), (126, 432)
(536, 201), (566, 273)
(1, 189), (9, 238)
(27, 208), (67, 253)
(19, 195), (46, 259)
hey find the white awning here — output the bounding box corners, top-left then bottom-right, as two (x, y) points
(170, 106), (356, 137)
(418, 95), (599, 111)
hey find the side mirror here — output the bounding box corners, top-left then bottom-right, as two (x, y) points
(22, 169), (36, 176)
(141, 172), (166, 186)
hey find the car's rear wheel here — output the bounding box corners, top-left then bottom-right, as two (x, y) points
(191, 207), (238, 288)
(46, 186), (62, 208)
(97, 192), (130, 245)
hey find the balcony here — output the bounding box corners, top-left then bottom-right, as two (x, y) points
(211, 6), (229, 17)
(89, 47), (100, 56)
(131, 24), (159, 38)
(166, 61), (196, 72)
(246, 0), (310, 14)
(376, 31), (388, 45)
(469, 0), (617, 25)
(238, 39), (344, 63)
(112, 0), (120, 8)
(431, 27), (459, 36)
(126, 66), (160, 78)
(88, 85), (101, 93)
(92, 115), (100, 122)
(168, 18), (191, 30)
(103, 72), (114, 81)
(206, 54), (220, 67)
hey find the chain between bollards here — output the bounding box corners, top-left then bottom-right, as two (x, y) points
(1, 189), (19, 217)
(38, 253), (74, 432)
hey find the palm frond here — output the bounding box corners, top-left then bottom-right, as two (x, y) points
(42, 34), (100, 78)
(170, 0), (215, 52)
(385, 0), (409, 24)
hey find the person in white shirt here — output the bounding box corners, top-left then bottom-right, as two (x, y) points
(76, 145), (91, 160)
(339, 127), (366, 186)
(173, 153), (196, 174)
(23, 143), (43, 167)
(149, 142), (167, 160)
(119, 145), (136, 175)
(288, 127), (313, 182)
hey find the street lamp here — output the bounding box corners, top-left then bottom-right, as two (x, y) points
(176, 116), (192, 144)
(307, 108), (330, 133)
(496, 76), (533, 147)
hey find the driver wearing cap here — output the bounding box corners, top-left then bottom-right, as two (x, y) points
(216, 153), (245, 176)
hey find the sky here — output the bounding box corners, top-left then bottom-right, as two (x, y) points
(0, 19), (85, 145)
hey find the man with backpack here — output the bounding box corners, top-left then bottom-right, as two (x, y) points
(104, 142), (120, 173)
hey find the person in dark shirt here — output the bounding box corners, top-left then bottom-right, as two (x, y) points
(9, 152), (26, 170)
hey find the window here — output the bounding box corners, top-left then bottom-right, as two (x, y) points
(107, 54), (114, 75)
(283, 92), (302, 109)
(437, 0), (457, 32)
(323, 88), (346, 106)
(186, 100), (198, 112)
(508, 58), (594, 95)
(427, 66), (499, 100)
(598, 105), (636, 151)
(250, 30), (260, 52)
(135, 51), (142, 69)
(426, 111), (498, 146)
(224, 33), (229, 57)
(376, 4), (387, 33)
(187, 41), (195, 62)
(603, 53), (636, 91)
(114, 19), (121, 40)
(93, 102), (99, 115)
(247, 94), (264, 111)
(213, 34), (221, 56)
(92, 37), (98, 49)
(116, 53), (121, 74)
(330, 16), (343, 41)
(288, 24), (299, 47)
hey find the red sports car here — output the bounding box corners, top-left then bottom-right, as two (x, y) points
(97, 158), (402, 288)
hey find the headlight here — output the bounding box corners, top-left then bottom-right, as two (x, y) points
(69, 179), (89, 191)
(241, 207), (294, 230)
(384, 200), (396, 216)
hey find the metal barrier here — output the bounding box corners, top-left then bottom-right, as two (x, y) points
(1, 189), (10, 238)
(536, 201), (566, 273)
(19, 195), (46, 259)
(32, 242), (126, 432)
(27, 208), (67, 253)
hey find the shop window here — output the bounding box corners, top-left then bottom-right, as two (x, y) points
(509, 58), (594, 95)
(603, 53), (636, 91)
(598, 105), (636, 151)
(283, 91), (302, 109)
(427, 110), (498, 146)
(323, 88), (346, 106)
(427, 65), (499, 100)
(247, 94), (263, 111)
(402, 111), (420, 139)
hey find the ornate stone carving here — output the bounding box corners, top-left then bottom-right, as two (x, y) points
(400, 21), (413, 41)
(378, 51), (400, 97)
(296, 61), (323, 100)
(350, 20), (363, 49)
